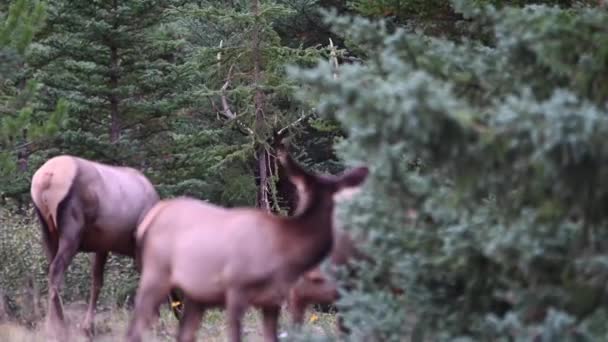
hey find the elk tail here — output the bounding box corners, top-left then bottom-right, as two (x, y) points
(30, 156), (78, 262)
(33, 204), (58, 264)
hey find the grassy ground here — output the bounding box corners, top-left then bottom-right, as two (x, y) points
(0, 301), (339, 342)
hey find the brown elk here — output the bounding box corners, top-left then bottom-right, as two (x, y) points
(287, 220), (407, 332)
(125, 145), (369, 342)
(286, 224), (369, 331)
(30, 155), (160, 340)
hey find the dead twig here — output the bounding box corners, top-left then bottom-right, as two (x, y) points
(276, 111), (313, 137)
(220, 64), (238, 120)
(216, 46), (254, 135)
(329, 38), (339, 80)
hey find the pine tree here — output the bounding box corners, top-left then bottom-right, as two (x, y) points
(0, 0), (67, 203)
(290, 0), (608, 340)
(1, 0), (44, 52)
(160, 0), (342, 210)
(28, 0), (186, 169)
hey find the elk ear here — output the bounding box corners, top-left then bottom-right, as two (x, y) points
(336, 166), (369, 190)
(333, 166), (369, 202)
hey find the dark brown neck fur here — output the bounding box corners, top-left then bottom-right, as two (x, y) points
(280, 190), (335, 280)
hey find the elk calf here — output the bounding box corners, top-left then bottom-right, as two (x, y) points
(288, 221), (406, 333)
(30, 155), (159, 339)
(287, 225), (369, 330)
(125, 146), (369, 342)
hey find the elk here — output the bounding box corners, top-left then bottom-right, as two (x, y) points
(125, 145), (369, 342)
(288, 222), (407, 332)
(30, 155), (160, 340)
(287, 224), (370, 331)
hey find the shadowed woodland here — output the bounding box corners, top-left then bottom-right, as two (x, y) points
(2, 0), (608, 341)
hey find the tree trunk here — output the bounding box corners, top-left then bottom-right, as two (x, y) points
(257, 149), (270, 210)
(251, 0), (270, 211)
(16, 129), (29, 213)
(17, 128), (29, 173)
(109, 0), (120, 143)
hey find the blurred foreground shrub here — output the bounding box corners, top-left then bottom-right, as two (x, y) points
(290, 0), (608, 340)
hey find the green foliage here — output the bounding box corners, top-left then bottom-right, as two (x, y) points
(27, 0), (187, 162)
(290, 1), (608, 340)
(156, 0), (341, 207)
(345, 0), (598, 40)
(348, 0), (447, 18)
(3, 0), (607, 339)
(174, 0), (329, 136)
(0, 0), (45, 53)
(347, 0), (596, 19)
(0, 0), (68, 202)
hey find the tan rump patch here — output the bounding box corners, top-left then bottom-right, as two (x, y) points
(30, 155), (78, 229)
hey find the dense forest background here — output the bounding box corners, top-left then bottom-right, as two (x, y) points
(2, 0), (608, 340)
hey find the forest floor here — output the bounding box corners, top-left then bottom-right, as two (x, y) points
(0, 301), (338, 342)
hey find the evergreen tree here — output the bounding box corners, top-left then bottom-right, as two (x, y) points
(28, 0), (186, 170)
(1, 0), (44, 52)
(290, 0), (608, 340)
(160, 0), (342, 210)
(0, 0), (67, 202)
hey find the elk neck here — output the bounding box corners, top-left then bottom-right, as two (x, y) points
(280, 190), (336, 279)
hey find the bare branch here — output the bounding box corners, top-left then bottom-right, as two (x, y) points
(217, 64), (254, 135)
(12, 140), (35, 151)
(220, 64), (237, 120)
(277, 111), (313, 136)
(342, 55), (364, 64)
(329, 38), (339, 80)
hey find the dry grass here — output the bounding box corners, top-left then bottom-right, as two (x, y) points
(0, 301), (338, 342)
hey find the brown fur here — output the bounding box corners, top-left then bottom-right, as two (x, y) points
(30, 155), (159, 340)
(286, 182), (369, 331)
(287, 225), (369, 331)
(125, 147), (369, 342)
(286, 197), (407, 333)
(288, 225), (405, 334)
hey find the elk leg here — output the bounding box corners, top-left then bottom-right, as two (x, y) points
(336, 314), (350, 335)
(169, 289), (184, 319)
(82, 251), (108, 337)
(46, 207), (84, 341)
(126, 270), (171, 342)
(260, 305), (280, 342)
(288, 278), (339, 327)
(226, 289), (247, 342)
(176, 298), (204, 342)
(287, 289), (306, 326)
